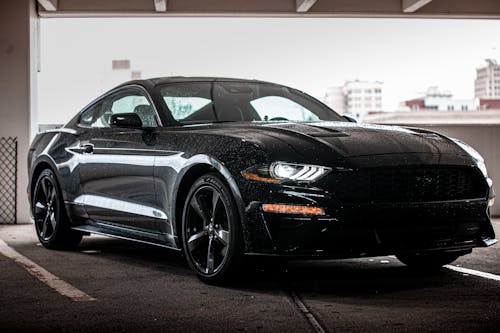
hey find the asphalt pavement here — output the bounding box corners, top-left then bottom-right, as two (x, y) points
(0, 220), (499, 332)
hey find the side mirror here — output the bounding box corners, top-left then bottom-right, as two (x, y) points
(342, 114), (359, 123)
(110, 113), (143, 128)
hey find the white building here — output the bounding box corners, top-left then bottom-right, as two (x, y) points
(404, 86), (478, 111)
(323, 86), (345, 113)
(324, 80), (383, 119)
(475, 59), (500, 98)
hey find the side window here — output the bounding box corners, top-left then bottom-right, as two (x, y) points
(79, 102), (103, 127)
(250, 96), (319, 122)
(79, 88), (158, 128)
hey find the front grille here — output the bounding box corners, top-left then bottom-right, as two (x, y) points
(335, 166), (487, 203)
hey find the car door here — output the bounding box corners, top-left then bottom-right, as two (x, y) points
(76, 86), (165, 233)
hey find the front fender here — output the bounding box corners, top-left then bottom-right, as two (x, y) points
(166, 154), (249, 250)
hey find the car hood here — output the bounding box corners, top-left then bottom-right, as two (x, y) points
(189, 121), (467, 159)
(269, 122), (466, 157)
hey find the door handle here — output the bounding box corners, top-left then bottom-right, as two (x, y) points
(81, 143), (94, 154)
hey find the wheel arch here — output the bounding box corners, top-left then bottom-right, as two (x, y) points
(172, 155), (246, 249)
(29, 157), (63, 214)
(30, 159), (55, 198)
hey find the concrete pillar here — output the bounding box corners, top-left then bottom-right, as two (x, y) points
(0, 0), (38, 223)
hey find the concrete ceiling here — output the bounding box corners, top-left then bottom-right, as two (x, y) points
(37, 0), (500, 18)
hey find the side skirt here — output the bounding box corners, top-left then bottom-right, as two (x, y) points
(72, 222), (181, 251)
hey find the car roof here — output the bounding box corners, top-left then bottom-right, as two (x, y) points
(117, 76), (280, 88)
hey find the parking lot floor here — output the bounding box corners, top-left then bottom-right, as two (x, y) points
(0, 219), (499, 332)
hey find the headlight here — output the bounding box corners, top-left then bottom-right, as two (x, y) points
(270, 162), (330, 181)
(242, 162), (331, 183)
(452, 138), (488, 177)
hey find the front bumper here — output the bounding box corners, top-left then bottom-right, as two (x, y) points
(240, 188), (496, 258)
(236, 155), (496, 258)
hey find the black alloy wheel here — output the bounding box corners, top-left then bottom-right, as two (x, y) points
(33, 169), (82, 249)
(182, 173), (243, 282)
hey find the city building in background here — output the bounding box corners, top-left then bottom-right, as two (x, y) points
(364, 109), (500, 125)
(404, 86), (477, 111)
(323, 86), (345, 113)
(479, 98), (500, 109)
(324, 80), (383, 119)
(111, 59), (130, 70)
(475, 59), (500, 98)
(131, 70), (142, 80)
(366, 59), (500, 125)
(100, 59), (142, 92)
(403, 85), (500, 112)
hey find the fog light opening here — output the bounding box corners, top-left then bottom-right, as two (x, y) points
(262, 204), (325, 216)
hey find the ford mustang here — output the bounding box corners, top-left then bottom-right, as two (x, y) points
(28, 77), (496, 282)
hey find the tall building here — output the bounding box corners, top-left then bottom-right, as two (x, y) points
(324, 80), (383, 119)
(475, 59), (500, 98)
(344, 80), (383, 118)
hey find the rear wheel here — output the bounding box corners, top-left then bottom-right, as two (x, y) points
(33, 169), (82, 249)
(181, 173), (243, 282)
(396, 252), (461, 270)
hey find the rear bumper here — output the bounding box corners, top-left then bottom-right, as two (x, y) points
(243, 198), (496, 257)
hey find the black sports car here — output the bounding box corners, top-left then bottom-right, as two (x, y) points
(28, 77), (496, 281)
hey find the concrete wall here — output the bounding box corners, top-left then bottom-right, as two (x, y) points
(0, 0), (37, 223)
(405, 124), (500, 216)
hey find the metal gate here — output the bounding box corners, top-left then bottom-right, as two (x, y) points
(0, 137), (17, 224)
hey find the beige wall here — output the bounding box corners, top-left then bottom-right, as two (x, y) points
(405, 124), (500, 216)
(0, 0), (36, 223)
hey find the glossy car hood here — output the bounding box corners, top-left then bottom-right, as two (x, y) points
(265, 122), (466, 157)
(192, 121), (466, 159)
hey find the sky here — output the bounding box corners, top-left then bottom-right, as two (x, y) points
(38, 17), (500, 124)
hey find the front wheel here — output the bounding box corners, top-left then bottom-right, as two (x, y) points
(181, 173), (243, 283)
(396, 252), (461, 270)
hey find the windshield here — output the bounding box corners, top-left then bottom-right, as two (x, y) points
(159, 81), (345, 124)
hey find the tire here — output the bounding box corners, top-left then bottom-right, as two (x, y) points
(396, 252), (460, 270)
(32, 169), (82, 249)
(181, 173), (243, 282)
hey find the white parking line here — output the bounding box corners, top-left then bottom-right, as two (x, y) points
(445, 265), (500, 282)
(0, 239), (96, 302)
